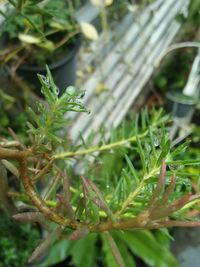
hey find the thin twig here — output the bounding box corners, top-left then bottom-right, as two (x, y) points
(8, 128), (26, 149)
(55, 30), (80, 49)
(0, 140), (21, 148)
(32, 159), (54, 182)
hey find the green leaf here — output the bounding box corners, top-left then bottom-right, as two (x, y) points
(155, 228), (174, 245)
(37, 74), (56, 104)
(149, 127), (156, 157)
(104, 232), (125, 267)
(167, 159), (200, 166)
(125, 155), (139, 183)
(28, 227), (63, 264)
(70, 234), (97, 267)
(171, 140), (191, 157)
(37, 40), (55, 52)
(27, 107), (40, 127)
(18, 33), (41, 44)
(116, 240), (136, 267)
(118, 231), (178, 267)
(101, 234), (120, 267)
(26, 122), (36, 132)
(45, 65), (59, 96)
(160, 123), (166, 148)
(157, 139), (171, 165)
(37, 239), (70, 267)
(136, 136), (146, 173)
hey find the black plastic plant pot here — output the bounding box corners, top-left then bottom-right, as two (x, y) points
(166, 92), (198, 118)
(17, 34), (82, 97)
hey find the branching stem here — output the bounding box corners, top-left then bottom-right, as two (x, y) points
(115, 165), (160, 216)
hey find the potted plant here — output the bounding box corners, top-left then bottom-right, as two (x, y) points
(0, 0), (98, 95)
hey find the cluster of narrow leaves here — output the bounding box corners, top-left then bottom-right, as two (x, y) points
(27, 66), (88, 144)
(10, 140), (200, 266)
(1, 69), (200, 266)
(11, 120), (200, 265)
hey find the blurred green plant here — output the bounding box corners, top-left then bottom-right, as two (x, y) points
(0, 212), (40, 267)
(0, 0), (98, 68)
(0, 88), (30, 142)
(1, 67), (200, 266)
(154, 49), (196, 94)
(187, 0), (200, 27)
(0, 0), (78, 66)
(154, 0), (200, 95)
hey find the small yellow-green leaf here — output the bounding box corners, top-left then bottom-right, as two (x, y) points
(80, 22), (98, 41)
(18, 33), (41, 44)
(50, 21), (66, 30)
(91, 0), (113, 7)
(95, 82), (109, 96)
(37, 40), (55, 52)
(127, 4), (138, 13)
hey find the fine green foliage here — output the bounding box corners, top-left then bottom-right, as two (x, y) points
(1, 0), (76, 39)
(27, 66), (88, 145)
(0, 0), (79, 66)
(187, 0), (200, 26)
(1, 68), (200, 267)
(0, 213), (40, 267)
(116, 231), (178, 267)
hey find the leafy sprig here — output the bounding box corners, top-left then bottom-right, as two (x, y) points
(1, 69), (200, 266)
(27, 66), (88, 145)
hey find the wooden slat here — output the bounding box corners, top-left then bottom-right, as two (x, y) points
(70, 0), (189, 144)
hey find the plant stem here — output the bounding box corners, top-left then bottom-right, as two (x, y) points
(115, 182), (145, 217)
(115, 165), (160, 216)
(54, 131), (147, 159)
(0, 147), (31, 160)
(32, 159), (54, 182)
(55, 29), (80, 50)
(19, 157), (77, 228)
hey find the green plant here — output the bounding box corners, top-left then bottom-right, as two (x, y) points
(187, 0), (200, 28)
(175, 0), (200, 42)
(153, 0), (200, 96)
(0, 0), (97, 67)
(154, 49), (196, 94)
(0, 212), (40, 267)
(1, 67), (200, 266)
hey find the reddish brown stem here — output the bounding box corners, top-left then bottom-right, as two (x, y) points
(148, 160), (166, 209)
(161, 174), (176, 204)
(1, 147), (200, 234)
(0, 147), (31, 160)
